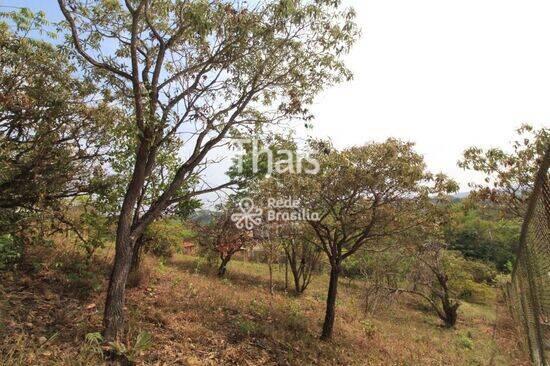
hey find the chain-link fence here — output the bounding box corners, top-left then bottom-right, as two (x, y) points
(505, 147), (550, 366)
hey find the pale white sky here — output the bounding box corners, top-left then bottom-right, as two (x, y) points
(305, 0), (549, 190)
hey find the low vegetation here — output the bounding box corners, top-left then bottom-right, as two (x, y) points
(0, 243), (529, 365)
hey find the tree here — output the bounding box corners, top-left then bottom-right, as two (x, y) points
(284, 238), (320, 294)
(259, 236), (281, 295)
(57, 0), (358, 341)
(264, 139), (458, 339)
(403, 243), (461, 327)
(459, 124), (549, 218)
(276, 223), (321, 294)
(197, 211), (255, 277)
(0, 10), (116, 217)
(0, 10), (122, 267)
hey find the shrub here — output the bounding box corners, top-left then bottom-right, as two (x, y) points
(360, 319), (377, 338)
(0, 234), (22, 270)
(464, 259), (498, 284)
(457, 332), (474, 349)
(235, 317), (261, 337)
(458, 279), (494, 304)
(143, 219), (189, 259)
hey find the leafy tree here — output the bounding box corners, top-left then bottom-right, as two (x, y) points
(0, 10), (122, 266)
(459, 124), (549, 218)
(259, 237), (281, 295)
(57, 0), (358, 341)
(393, 243), (494, 327)
(359, 248), (412, 315)
(0, 11), (116, 217)
(282, 233), (321, 294)
(102, 121), (202, 277)
(263, 139), (458, 339)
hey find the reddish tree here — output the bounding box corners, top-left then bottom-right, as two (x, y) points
(198, 214), (255, 277)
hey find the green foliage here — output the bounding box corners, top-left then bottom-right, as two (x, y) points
(0, 14), (118, 212)
(84, 332), (104, 356)
(52, 252), (104, 295)
(443, 251), (494, 305)
(0, 234), (22, 270)
(341, 255), (362, 278)
(284, 301), (308, 332)
(235, 317), (261, 337)
(360, 319), (377, 339)
(457, 332), (474, 350)
(458, 278), (494, 304)
(445, 203), (519, 272)
(99, 331), (153, 362)
(143, 219), (190, 259)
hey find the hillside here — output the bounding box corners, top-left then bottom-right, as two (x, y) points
(0, 246), (528, 365)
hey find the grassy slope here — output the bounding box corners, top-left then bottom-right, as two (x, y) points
(0, 247), (529, 365)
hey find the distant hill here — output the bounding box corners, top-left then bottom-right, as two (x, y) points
(453, 192), (470, 200)
(189, 209), (219, 225)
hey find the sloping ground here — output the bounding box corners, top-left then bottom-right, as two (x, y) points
(0, 248), (529, 365)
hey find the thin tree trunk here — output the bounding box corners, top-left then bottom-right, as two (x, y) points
(284, 257), (288, 290)
(321, 265), (340, 340)
(293, 269), (302, 294)
(218, 255), (231, 277)
(268, 260), (273, 295)
(441, 296), (459, 327)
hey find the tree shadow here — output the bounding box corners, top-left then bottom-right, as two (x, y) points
(168, 256), (291, 295)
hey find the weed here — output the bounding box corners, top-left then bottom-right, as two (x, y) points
(235, 317), (261, 337)
(360, 319), (377, 338)
(458, 332), (474, 350)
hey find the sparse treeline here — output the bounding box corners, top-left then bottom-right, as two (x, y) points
(0, 2), (548, 364)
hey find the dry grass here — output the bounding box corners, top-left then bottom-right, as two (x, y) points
(0, 247), (529, 365)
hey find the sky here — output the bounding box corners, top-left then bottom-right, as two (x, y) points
(4, 0), (550, 201)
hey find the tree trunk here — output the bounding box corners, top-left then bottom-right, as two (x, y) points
(284, 257), (288, 290)
(294, 273), (302, 294)
(103, 235), (134, 342)
(321, 265), (340, 340)
(268, 260), (273, 295)
(442, 298), (459, 327)
(130, 235), (144, 270)
(103, 139), (152, 342)
(218, 255), (231, 277)
(127, 235), (145, 288)
(286, 248), (304, 295)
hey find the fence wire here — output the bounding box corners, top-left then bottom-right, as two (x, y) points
(506, 147), (550, 366)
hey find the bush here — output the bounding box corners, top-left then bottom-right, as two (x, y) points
(0, 234), (22, 270)
(143, 219), (190, 259)
(458, 279), (494, 304)
(464, 259), (498, 284)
